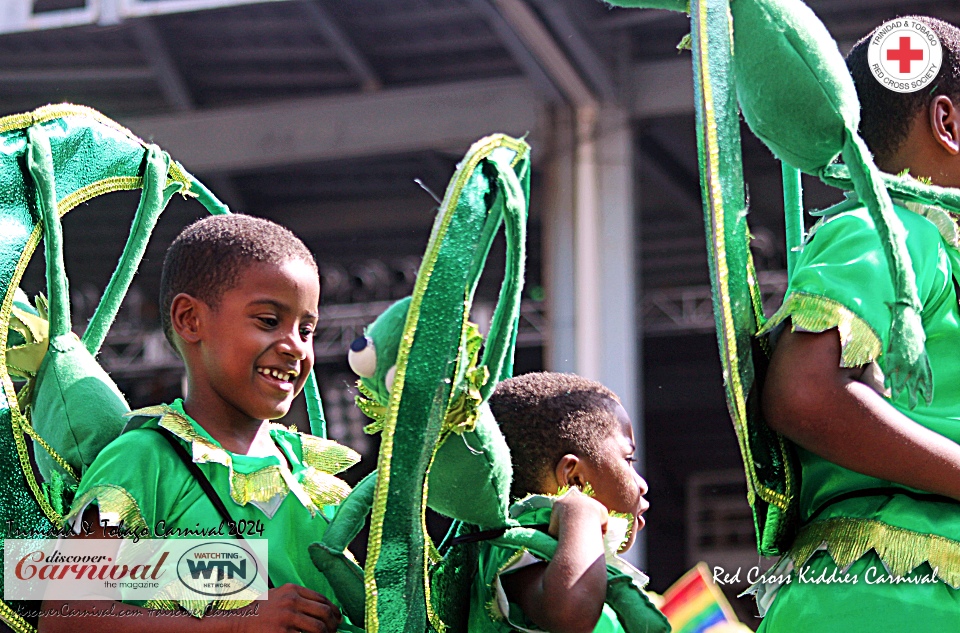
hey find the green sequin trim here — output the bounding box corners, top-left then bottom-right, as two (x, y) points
(790, 518), (960, 588)
(758, 292), (884, 368)
(0, 601), (36, 633)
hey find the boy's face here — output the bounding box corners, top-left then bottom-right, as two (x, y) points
(579, 404), (649, 539)
(188, 258), (319, 425)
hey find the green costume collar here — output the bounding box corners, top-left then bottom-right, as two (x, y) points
(127, 400), (359, 515)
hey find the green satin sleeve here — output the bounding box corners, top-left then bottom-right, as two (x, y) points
(761, 204), (951, 371)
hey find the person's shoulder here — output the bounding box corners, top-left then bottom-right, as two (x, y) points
(808, 198), (941, 245)
(89, 420), (179, 471)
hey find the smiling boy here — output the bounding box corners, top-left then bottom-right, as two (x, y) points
(40, 215), (358, 633)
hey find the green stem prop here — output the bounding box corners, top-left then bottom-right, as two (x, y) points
(81, 146), (174, 355)
(26, 127), (69, 341)
(782, 163), (804, 279)
(362, 136), (529, 633)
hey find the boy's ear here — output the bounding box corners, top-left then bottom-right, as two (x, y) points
(554, 454), (586, 492)
(170, 293), (203, 345)
(930, 95), (960, 156)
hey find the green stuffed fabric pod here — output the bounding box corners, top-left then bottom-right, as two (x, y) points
(730, 0), (859, 174)
(427, 403), (513, 529)
(32, 333), (128, 485)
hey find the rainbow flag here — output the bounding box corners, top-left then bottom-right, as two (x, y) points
(660, 562), (740, 633)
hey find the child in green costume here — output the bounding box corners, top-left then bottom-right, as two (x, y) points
(468, 372), (666, 633)
(755, 16), (960, 630)
(41, 215), (357, 632)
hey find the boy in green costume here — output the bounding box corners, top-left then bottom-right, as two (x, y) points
(41, 214), (358, 632)
(755, 16), (960, 630)
(468, 372), (667, 633)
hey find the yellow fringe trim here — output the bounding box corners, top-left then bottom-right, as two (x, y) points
(299, 468), (353, 506)
(130, 405), (354, 511)
(758, 292), (884, 368)
(300, 434), (360, 474)
(791, 518), (960, 588)
(66, 484), (148, 531)
(485, 595), (506, 623)
(143, 580), (257, 618)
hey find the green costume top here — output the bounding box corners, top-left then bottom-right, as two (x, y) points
(759, 197), (960, 586)
(468, 496), (660, 633)
(66, 399), (359, 616)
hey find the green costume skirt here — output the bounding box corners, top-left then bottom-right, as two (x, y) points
(758, 551), (960, 632)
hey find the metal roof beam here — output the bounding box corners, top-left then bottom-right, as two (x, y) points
(465, 0), (564, 103)
(299, 0), (381, 92)
(488, 0), (597, 109)
(528, 0), (617, 101)
(0, 67), (154, 82)
(0, 0), (299, 34)
(122, 77), (542, 173)
(130, 18), (195, 111)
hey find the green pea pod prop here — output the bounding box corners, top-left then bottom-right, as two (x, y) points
(317, 133), (669, 633)
(606, 0), (800, 558)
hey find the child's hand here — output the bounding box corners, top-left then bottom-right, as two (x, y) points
(237, 583), (342, 633)
(548, 488), (609, 539)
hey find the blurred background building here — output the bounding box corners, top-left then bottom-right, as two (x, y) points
(4, 0), (959, 620)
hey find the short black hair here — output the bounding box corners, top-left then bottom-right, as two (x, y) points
(159, 214), (318, 347)
(847, 16), (960, 167)
(489, 372), (622, 500)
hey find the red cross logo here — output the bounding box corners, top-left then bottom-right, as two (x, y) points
(887, 36), (924, 74)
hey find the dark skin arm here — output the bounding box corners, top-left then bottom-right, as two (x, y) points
(763, 324), (960, 501)
(500, 490), (609, 633)
(39, 508), (342, 633)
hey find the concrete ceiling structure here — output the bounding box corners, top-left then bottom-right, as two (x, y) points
(5, 0), (958, 299)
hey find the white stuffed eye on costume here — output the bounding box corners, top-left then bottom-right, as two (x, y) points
(348, 336), (377, 378)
